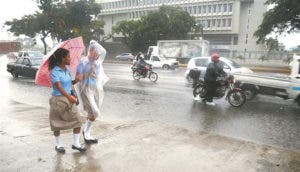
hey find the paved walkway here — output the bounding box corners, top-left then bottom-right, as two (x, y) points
(0, 101), (299, 172)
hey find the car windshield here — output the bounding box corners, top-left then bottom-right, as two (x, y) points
(160, 57), (166, 61)
(28, 51), (44, 58)
(226, 59), (241, 68)
(31, 58), (43, 65)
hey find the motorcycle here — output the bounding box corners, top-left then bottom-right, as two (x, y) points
(131, 62), (158, 82)
(192, 70), (246, 107)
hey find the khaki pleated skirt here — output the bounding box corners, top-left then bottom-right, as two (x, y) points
(49, 96), (82, 131)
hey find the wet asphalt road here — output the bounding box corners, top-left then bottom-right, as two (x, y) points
(0, 56), (299, 150)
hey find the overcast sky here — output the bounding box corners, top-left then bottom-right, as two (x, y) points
(1, 0), (299, 49)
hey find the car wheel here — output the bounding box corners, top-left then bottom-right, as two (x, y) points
(162, 64), (170, 70)
(11, 71), (19, 78)
(241, 85), (257, 100)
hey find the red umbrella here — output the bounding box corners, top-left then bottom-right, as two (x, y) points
(35, 37), (85, 87)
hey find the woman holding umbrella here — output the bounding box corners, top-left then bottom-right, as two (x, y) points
(48, 48), (86, 153)
(74, 40), (108, 144)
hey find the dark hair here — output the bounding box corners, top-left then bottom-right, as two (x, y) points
(48, 48), (70, 70)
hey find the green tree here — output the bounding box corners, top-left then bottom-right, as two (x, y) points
(5, 13), (51, 54)
(254, 0), (300, 43)
(113, 5), (195, 52)
(5, 0), (104, 53)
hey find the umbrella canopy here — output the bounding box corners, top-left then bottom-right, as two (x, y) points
(35, 37), (85, 87)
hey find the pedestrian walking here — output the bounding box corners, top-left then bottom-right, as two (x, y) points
(73, 40), (108, 144)
(48, 48), (86, 153)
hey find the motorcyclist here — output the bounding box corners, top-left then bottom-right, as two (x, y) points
(203, 53), (227, 105)
(135, 52), (150, 76)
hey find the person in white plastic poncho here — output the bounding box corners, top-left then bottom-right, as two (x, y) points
(74, 40), (109, 144)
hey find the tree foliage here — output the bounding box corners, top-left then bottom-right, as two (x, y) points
(5, 0), (104, 54)
(113, 5), (195, 52)
(254, 0), (300, 43)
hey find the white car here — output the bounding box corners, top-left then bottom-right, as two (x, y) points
(145, 55), (179, 70)
(185, 56), (253, 81)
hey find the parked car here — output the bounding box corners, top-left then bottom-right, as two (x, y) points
(7, 57), (43, 78)
(185, 56), (253, 82)
(18, 51), (44, 59)
(115, 53), (134, 61)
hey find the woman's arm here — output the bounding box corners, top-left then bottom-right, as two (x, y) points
(55, 82), (76, 104)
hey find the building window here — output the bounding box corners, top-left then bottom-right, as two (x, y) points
(203, 5), (206, 13)
(223, 4), (227, 12)
(193, 6), (197, 14)
(233, 36), (238, 45)
(217, 19), (221, 27)
(198, 6), (202, 14)
(228, 3), (233, 12)
(213, 5), (217, 13)
(212, 19), (215, 27)
(206, 20), (210, 28)
(222, 19), (226, 27)
(227, 18), (232, 27)
(208, 5), (211, 13)
(218, 4), (222, 13)
(188, 6), (192, 14)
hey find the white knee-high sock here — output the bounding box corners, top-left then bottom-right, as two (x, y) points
(55, 136), (61, 147)
(84, 119), (92, 139)
(73, 134), (81, 147)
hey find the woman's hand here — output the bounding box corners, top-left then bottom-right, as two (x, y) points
(67, 95), (77, 104)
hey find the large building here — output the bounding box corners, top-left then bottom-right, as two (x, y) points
(96, 0), (267, 57)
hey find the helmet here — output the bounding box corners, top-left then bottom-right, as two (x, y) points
(211, 53), (220, 62)
(137, 52), (144, 60)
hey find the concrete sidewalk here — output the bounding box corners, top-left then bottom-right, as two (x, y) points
(0, 101), (299, 172)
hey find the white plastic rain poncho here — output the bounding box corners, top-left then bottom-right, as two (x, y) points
(75, 40), (109, 118)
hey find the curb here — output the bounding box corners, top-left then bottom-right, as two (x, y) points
(103, 60), (291, 74)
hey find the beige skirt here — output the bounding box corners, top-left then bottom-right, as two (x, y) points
(49, 96), (82, 131)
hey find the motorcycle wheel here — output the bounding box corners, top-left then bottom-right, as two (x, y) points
(132, 70), (141, 80)
(227, 90), (246, 107)
(149, 72), (158, 82)
(193, 85), (206, 98)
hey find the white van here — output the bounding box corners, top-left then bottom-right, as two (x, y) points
(185, 56), (253, 81)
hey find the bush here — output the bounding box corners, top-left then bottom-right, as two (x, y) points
(259, 55), (269, 61)
(283, 54), (293, 64)
(236, 55), (244, 60)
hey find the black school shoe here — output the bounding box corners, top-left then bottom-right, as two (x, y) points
(82, 131), (98, 144)
(55, 146), (65, 153)
(71, 145), (87, 152)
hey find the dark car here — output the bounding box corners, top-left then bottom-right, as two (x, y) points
(7, 57), (43, 78)
(115, 53), (134, 61)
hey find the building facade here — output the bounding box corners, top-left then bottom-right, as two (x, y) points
(96, 0), (267, 57)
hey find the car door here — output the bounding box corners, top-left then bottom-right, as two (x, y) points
(151, 56), (161, 68)
(194, 58), (209, 78)
(21, 58), (32, 77)
(14, 58), (24, 74)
